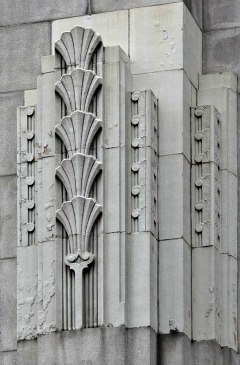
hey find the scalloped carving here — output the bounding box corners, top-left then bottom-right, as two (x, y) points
(55, 26), (102, 70)
(56, 153), (102, 200)
(55, 68), (102, 114)
(55, 111), (102, 156)
(56, 196), (102, 253)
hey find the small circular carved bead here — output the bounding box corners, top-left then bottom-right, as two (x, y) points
(26, 154), (34, 162)
(26, 177), (35, 185)
(131, 116), (140, 125)
(195, 224), (203, 233)
(132, 139), (140, 148)
(27, 223), (35, 232)
(132, 163), (140, 172)
(132, 210), (140, 218)
(131, 91), (141, 101)
(195, 179), (203, 187)
(132, 186), (140, 196)
(27, 200), (35, 209)
(195, 203), (203, 211)
(27, 131), (34, 140)
(195, 133), (202, 141)
(195, 155), (202, 163)
(195, 109), (203, 117)
(26, 107), (34, 116)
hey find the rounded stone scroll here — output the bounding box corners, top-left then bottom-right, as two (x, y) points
(26, 107), (34, 116)
(195, 223), (204, 233)
(195, 108), (203, 117)
(131, 91), (141, 101)
(27, 223), (35, 232)
(132, 163), (140, 172)
(26, 200), (35, 209)
(26, 177), (35, 186)
(132, 209), (141, 219)
(131, 116), (140, 125)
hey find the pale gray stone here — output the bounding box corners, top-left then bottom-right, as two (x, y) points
(32, 327), (157, 365)
(0, 258), (17, 351)
(190, 0), (203, 28)
(0, 0), (201, 27)
(0, 0), (88, 26)
(158, 333), (192, 365)
(0, 351), (17, 365)
(203, 28), (240, 76)
(204, 0), (240, 31)
(0, 176), (17, 259)
(17, 339), (37, 365)
(0, 92), (23, 176)
(0, 23), (51, 92)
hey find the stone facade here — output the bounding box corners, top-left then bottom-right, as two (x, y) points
(1, 1), (240, 364)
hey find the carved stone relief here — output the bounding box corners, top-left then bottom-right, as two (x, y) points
(191, 106), (221, 248)
(17, 25), (159, 340)
(55, 26), (103, 330)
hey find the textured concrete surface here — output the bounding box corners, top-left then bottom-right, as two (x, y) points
(204, 0), (240, 31)
(0, 351), (17, 365)
(16, 331), (240, 364)
(203, 28), (240, 76)
(0, 92), (23, 176)
(0, 176), (17, 259)
(0, 23), (51, 92)
(17, 339), (37, 365)
(0, 258), (17, 351)
(33, 327), (157, 365)
(0, 0), (202, 27)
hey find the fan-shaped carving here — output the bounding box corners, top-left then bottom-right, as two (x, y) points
(55, 68), (102, 115)
(55, 26), (102, 70)
(56, 153), (102, 200)
(56, 196), (102, 253)
(55, 111), (102, 156)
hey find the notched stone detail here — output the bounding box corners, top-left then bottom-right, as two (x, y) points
(17, 106), (37, 247)
(129, 90), (158, 238)
(191, 106), (221, 248)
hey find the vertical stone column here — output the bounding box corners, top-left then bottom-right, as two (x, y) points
(125, 90), (159, 332)
(103, 46), (132, 326)
(192, 72), (238, 350)
(55, 26), (104, 330)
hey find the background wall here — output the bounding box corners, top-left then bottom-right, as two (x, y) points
(1, 0), (240, 363)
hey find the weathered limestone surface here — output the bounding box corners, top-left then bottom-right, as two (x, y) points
(204, 0), (240, 31)
(0, 23), (51, 92)
(0, 351), (17, 365)
(0, 92), (24, 176)
(203, 28), (240, 76)
(0, 258), (17, 351)
(0, 176), (17, 259)
(52, 10), (129, 55)
(21, 327), (157, 365)
(0, 0), (202, 28)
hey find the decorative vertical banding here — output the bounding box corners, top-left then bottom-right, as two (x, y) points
(17, 106), (36, 246)
(192, 106), (221, 248)
(130, 90), (158, 238)
(55, 26), (103, 330)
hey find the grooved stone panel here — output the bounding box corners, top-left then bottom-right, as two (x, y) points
(0, 176), (17, 259)
(0, 92), (24, 176)
(203, 28), (240, 76)
(0, 23), (51, 92)
(0, 258), (17, 351)
(204, 0), (240, 31)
